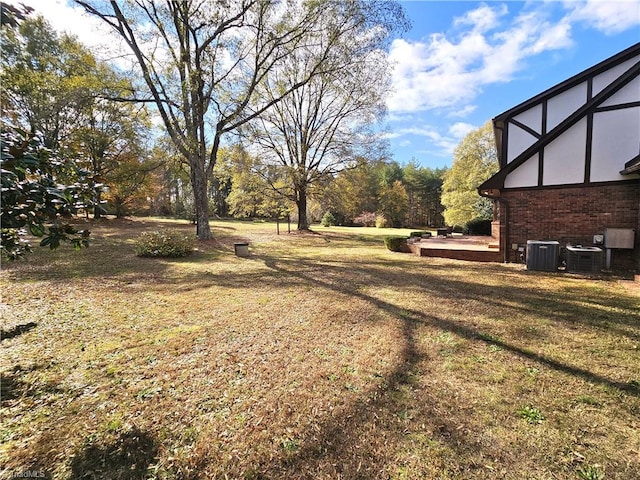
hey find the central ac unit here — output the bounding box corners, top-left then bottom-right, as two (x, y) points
(566, 246), (603, 273)
(526, 240), (560, 272)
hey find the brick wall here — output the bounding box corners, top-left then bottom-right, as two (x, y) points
(499, 183), (639, 271)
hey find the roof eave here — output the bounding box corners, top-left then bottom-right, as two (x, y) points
(620, 155), (640, 175)
(493, 42), (640, 122)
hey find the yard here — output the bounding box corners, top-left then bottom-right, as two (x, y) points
(1, 218), (638, 479)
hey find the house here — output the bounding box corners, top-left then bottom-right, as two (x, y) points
(479, 43), (640, 271)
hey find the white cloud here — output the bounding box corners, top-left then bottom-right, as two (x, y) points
(566, 0), (640, 34)
(447, 105), (477, 118)
(453, 2), (508, 33)
(449, 122), (476, 139)
(12, 1), (115, 49)
(386, 3), (574, 114)
(387, 35), (486, 113)
(384, 124), (464, 157)
(386, 0), (638, 116)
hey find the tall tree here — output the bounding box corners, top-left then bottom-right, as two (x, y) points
(243, 0), (405, 230)
(378, 179), (408, 228)
(2, 15), (158, 220)
(72, 88), (153, 218)
(441, 120), (499, 226)
(75, 0), (398, 238)
(223, 145), (293, 219)
(402, 160), (446, 227)
(103, 148), (160, 218)
(321, 158), (384, 225)
(1, 10), (91, 258)
(1, 16), (98, 151)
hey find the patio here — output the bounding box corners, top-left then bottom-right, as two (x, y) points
(408, 234), (502, 262)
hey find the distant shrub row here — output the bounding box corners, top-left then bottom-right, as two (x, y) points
(320, 211), (393, 229)
(135, 230), (195, 257)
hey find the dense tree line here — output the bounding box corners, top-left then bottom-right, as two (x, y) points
(1, 2), (499, 259)
(320, 158), (447, 228)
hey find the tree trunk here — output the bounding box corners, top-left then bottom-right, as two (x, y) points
(296, 187), (309, 230)
(93, 189), (102, 219)
(115, 199), (126, 218)
(190, 157), (212, 239)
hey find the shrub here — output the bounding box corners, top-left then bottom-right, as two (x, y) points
(375, 215), (388, 228)
(320, 211), (336, 227)
(452, 225), (464, 234)
(409, 231), (428, 238)
(353, 211), (377, 227)
(384, 236), (409, 252)
(465, 217), (492, 235)
(135, 230), (195, 258)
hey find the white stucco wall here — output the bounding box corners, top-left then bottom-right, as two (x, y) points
(513, 104), (542, 134)
(601, 76), (640, 107)
(542, 118), (587, 185)
(504, 155), (539, 188)
(591, 107), (640, 182)
(507, 125), (537, 163)
(546, 82), (587, 131)
(592, 55), (639, 95)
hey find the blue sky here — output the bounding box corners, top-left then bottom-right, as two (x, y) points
(12, 0), (640, 170)
(386, 1), (640, 168)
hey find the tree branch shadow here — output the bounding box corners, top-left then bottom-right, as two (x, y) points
(69, 427), (159, 480)
(1, 321), (37, 341)
(246, 253), (639, 477)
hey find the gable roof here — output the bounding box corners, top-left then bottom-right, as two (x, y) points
(480, 42), (640, 197)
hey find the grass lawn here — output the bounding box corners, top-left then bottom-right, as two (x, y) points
(1, 217), (639, 479)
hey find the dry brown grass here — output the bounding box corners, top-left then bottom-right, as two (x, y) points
(1, 217), (638, 479)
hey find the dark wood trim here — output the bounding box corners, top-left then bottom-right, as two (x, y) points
(494, 42), (639, 122)
(510, 118), (541, 139)
(624, 154), (640, 169)
(539, 100), (547, 187)
(585, 112), (594, 183)
(501, 178), (640, 193)
(621, 154), (640, 175)
(595, 101), (640, 112)
(501, 122), (509, 168)
(584, 78), (593, 183)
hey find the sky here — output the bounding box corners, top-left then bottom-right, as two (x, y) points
(387, 0), (640, 168)
(8, 0), (640, 169)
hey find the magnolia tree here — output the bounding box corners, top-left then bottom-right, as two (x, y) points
(75, 0), (404, 238)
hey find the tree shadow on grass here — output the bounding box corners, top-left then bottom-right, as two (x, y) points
(69, 427), (158, 480)
(0, 372), (24, 404)
(246, 254), (639, 477)
(1, 321), (37, 341)
(258, 255), (640, 394)
(1, 363), (61, 406)
(179, 252), (639, 337)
